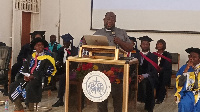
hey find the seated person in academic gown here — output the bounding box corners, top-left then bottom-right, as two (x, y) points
(127, 36), (140, 57)
(134, 36), (158, 112)
(48, 35), (62, 90)
(175, 47), (200, 112)
(52, 33), (78, 107)
(11, 31), (46, 83)
(154, 39), (172, 104)
(9, 38), (56, 112)
(78, 36), (89, 56)
(48, 35), (62, 53)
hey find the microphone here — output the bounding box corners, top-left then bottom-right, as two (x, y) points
(111, 31), (116, 37)
(111, 31), (119, 47)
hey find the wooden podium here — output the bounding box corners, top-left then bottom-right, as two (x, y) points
(65, 45), (138, 112)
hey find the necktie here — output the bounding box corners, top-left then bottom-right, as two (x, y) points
(30, 54), (38, 74)
(127, 52), (130, 57)
(65, 49), (71, 55)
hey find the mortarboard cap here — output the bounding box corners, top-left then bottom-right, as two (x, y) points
(30, 38), (48, 49)
(30, 31), (46, 39)
(129, 36), (138, 50)
(138, 36), (153, 42)
(129, 36), (137, 42)
(185, 47), (200, 55)
(61, 33), (74, 42)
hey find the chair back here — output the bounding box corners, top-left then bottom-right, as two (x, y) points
(0, 46), (12, 77)
(0, 46), (11, 95)
(170, 53), (180, 78)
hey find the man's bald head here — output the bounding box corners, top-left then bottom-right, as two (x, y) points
(105, 12), (116, 20)
(103, 12), (116, 30)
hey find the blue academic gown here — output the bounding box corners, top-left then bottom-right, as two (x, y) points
(176, 64), (200, 112)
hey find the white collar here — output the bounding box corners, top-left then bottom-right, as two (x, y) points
(65, 47), (71, 50)
(157, 51), (163, 55)
(36, 51), (45, 56)
(105, 27), (115, 32)
(105, 28), (111, 32)
(141, 51), (149, 55)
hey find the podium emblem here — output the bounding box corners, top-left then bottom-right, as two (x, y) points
(82, 71), (111, 102)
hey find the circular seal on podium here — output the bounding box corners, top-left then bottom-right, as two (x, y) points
(82, 71), (111, 102)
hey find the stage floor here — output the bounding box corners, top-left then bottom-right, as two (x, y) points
(0, 79), (178, 112)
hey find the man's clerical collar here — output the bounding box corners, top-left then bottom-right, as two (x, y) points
(105, 29), (111, 32)
(105, 27), (115, 32)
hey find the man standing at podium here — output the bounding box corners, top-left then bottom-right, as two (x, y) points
(93, 12), (133, 112)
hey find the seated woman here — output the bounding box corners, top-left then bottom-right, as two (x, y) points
(9, 38), (56, 112)
(154, 39), (172, 104)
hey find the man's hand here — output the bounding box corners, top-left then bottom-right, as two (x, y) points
(187, 59), (194, 68)
(24, 75), (34, 81)
(29, 75), (34, 80)
(184, 59), (194, 73)
(113, 37), (122, 45)
(24, 76), (30, 81)
(138, 75), (144, 83)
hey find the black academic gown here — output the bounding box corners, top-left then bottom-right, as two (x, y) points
(156, 51), (172, 102)
(130, 47), (140, 58)
(11, 43), (32, 82)
(9, 53), (55, 103)
(158, 51), (172, 86)
(56, 46), (78, 99)
(56, 46), (78, 73)
(135, 52), (158, 111)
(135, 52), (158, 87)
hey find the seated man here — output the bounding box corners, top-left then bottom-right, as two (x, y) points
(9, 38), (56, 112)
(175, 47), (200, 112)
(127, 36), (140, 57)
(48, 35), (62, 90)
(52, 33), (78, 107)
(48, 35), (62, 53)
(135, 36), (158, 112)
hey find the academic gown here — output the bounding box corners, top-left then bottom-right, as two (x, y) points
(9, 52), (56, 103)
(11, 43), (32, 82)
(48, 42), (62, 53)
(135, 52), (158, 111)
(135, 52), (158, 87)
(175, 64), (200, 112)
(56, 46), (78, 99)
(156, 51), (172, 102)
(56, 46), (78, 73)
(129, 47), (140, 58)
